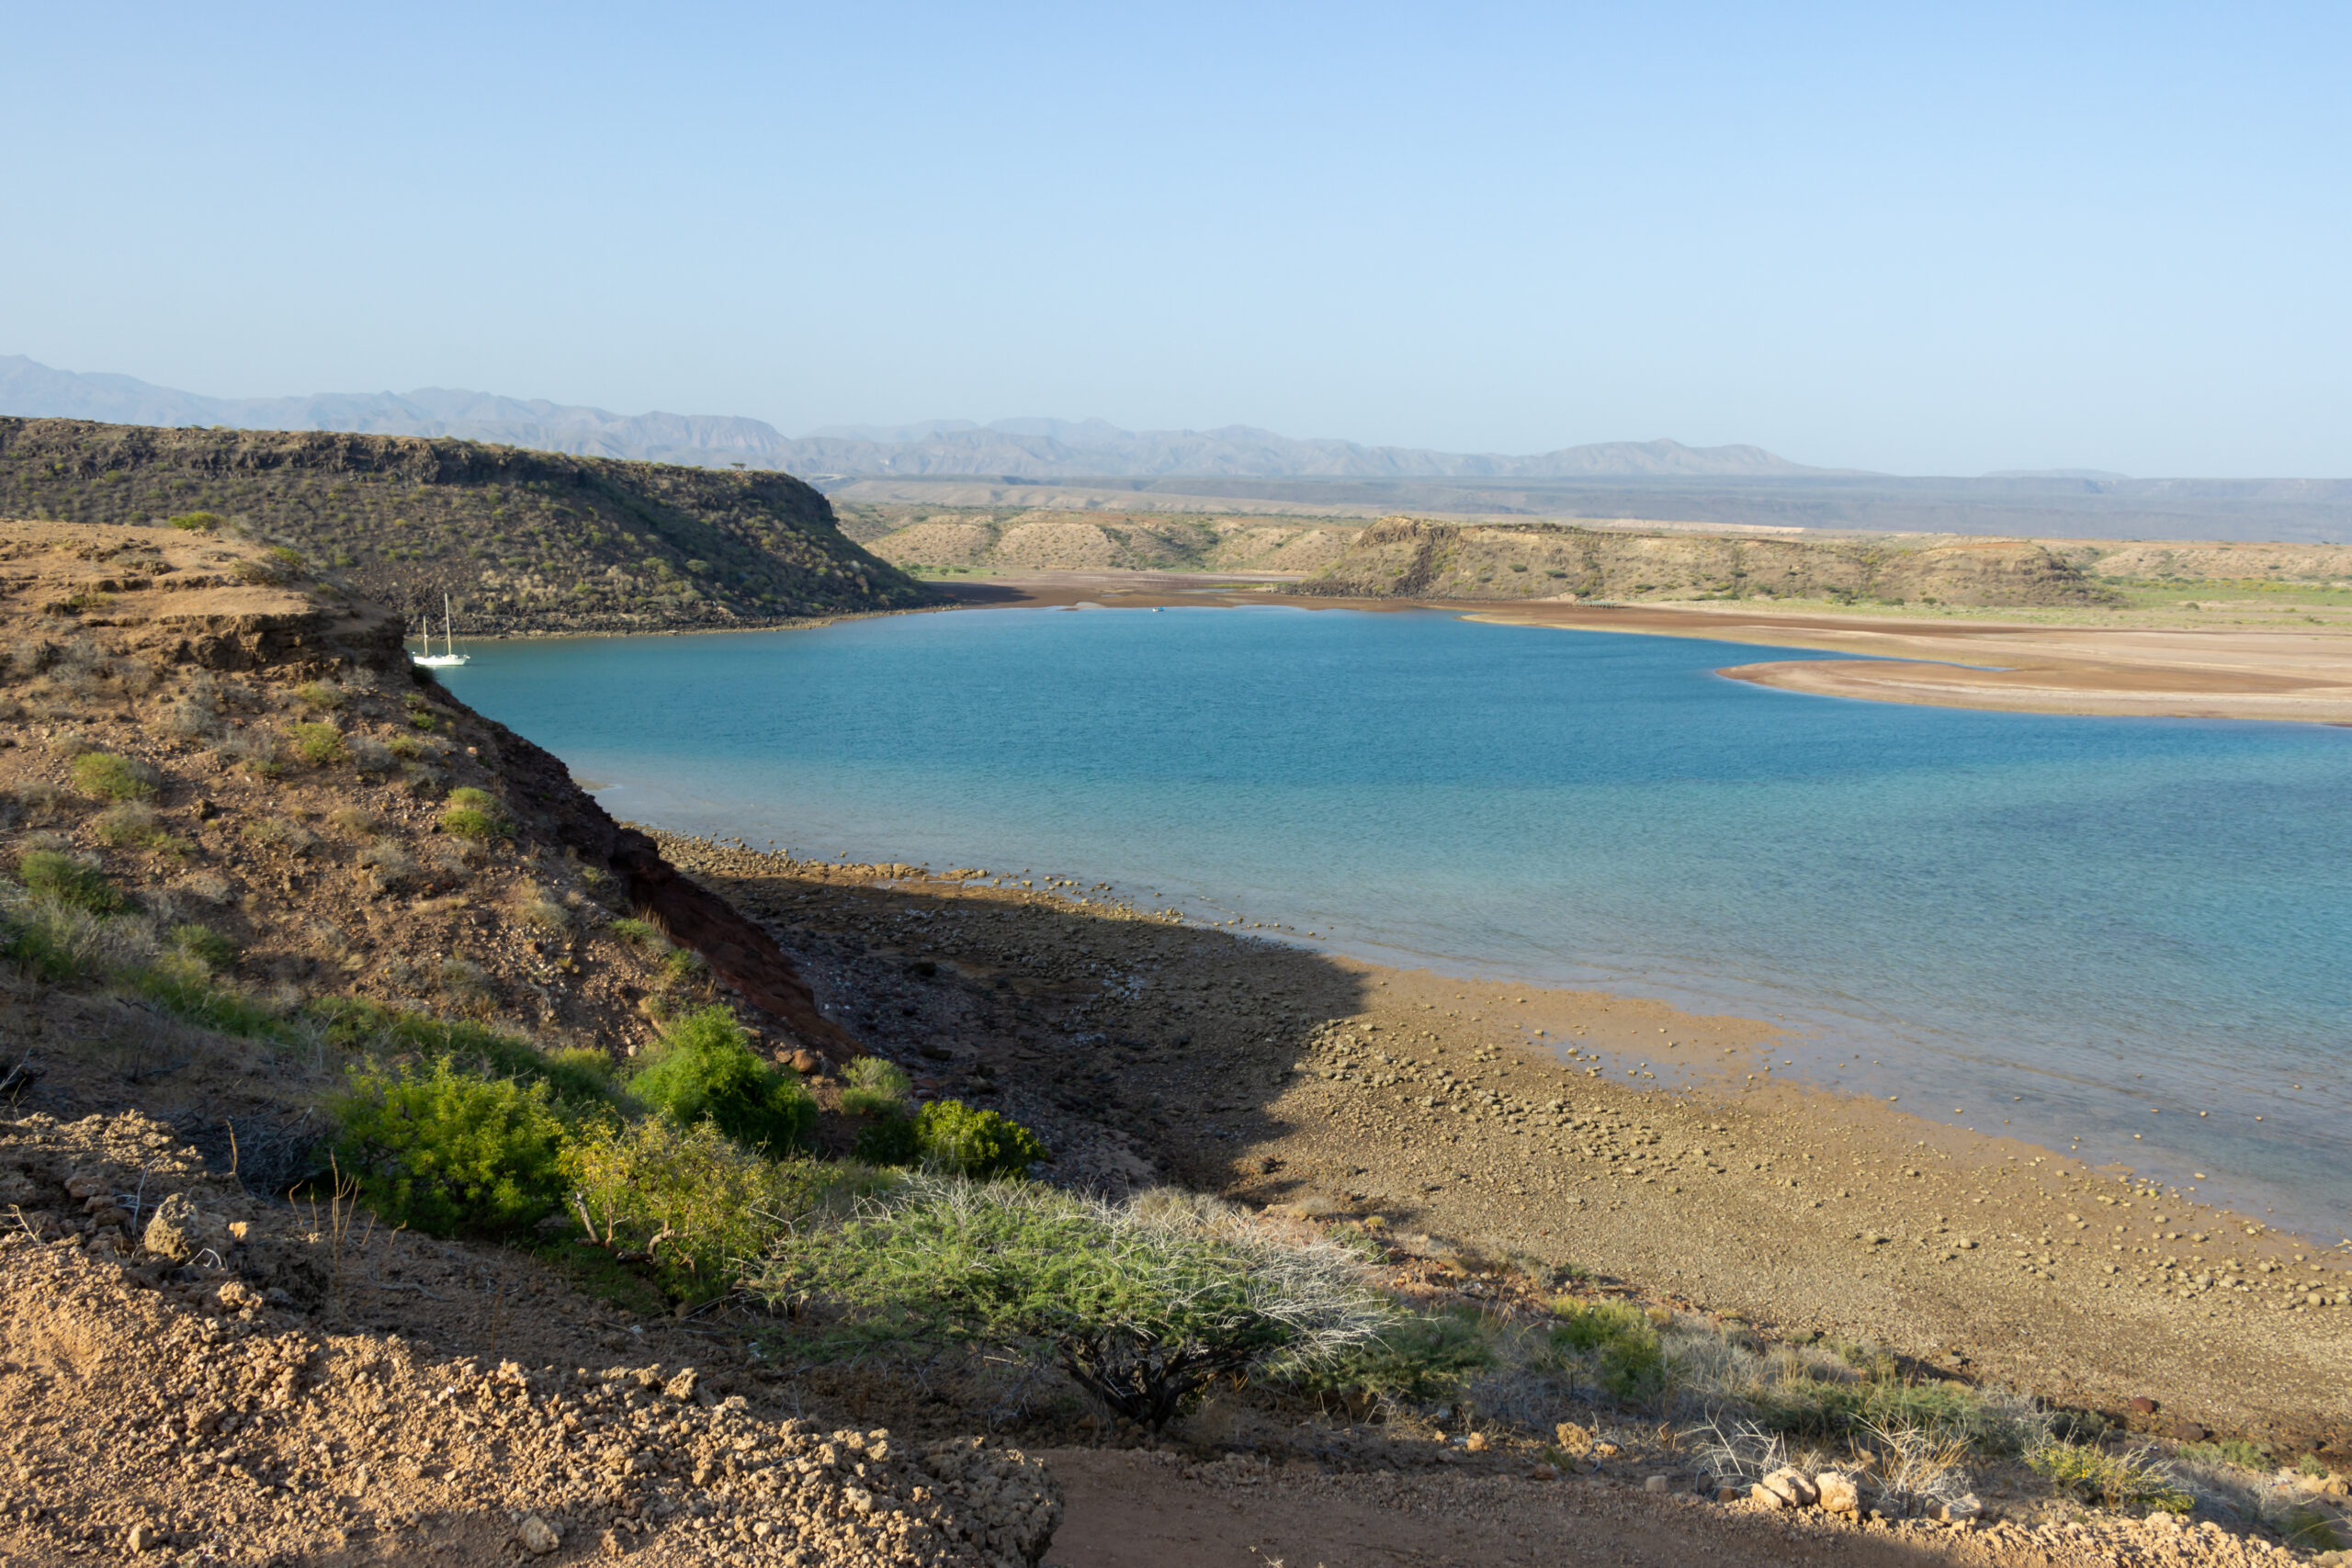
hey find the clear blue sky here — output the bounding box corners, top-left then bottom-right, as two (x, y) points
(5, 3), (2346, 475)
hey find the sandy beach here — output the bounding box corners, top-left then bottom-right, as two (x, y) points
(650, 833), (2352, 1460)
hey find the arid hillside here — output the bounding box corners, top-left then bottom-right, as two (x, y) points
(851, 506), (1362, 575)
(1300, 517), (2124, 607)
(0, 419), (930, 636)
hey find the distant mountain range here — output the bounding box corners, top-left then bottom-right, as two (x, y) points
(0, 355), (1838, 480)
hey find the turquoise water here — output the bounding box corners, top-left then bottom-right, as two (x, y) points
(441, 606), (2352, 1239)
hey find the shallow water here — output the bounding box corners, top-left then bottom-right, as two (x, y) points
(440, 605), (2352, 1239)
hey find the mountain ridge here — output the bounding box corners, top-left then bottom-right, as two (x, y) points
(0, 354), (1835, 480)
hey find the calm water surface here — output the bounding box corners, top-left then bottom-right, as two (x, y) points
(441, 606), (2352, 1238)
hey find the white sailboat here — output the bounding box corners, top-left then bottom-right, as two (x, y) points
(411, 593), (470, 668)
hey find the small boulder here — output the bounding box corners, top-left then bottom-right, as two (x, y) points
(1643, 1474), (1671, 1494)
(127, 1522), (164, 1553)
(517, 1515), (560, 1555)
(663, 1367), (698, 1402)
(142, 1193), (232, 1263)
(1749, 1483), (1786, 1510)
(1939, 1494), (1984, 1522)
(1758, 1467), (1818, 1508)
(1815, 1472), (1861, 1515)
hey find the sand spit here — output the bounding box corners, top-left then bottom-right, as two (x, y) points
(931, 573), (2352, 725)
(1467, 604), (2352, 725)
(655, 839), (2352, 1451)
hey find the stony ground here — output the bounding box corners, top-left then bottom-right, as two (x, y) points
(0, 1111), (1059, 1566)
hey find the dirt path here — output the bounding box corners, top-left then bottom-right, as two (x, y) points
(1040, 1448), (2299, 1568)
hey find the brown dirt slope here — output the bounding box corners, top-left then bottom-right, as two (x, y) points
(1302, 517), (2120, 607)
(0, 419), (932, 635)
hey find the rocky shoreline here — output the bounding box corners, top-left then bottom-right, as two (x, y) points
(649, 833), (2352, 1463)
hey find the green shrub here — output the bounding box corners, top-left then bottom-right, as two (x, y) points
(306, 996), (612, 1106)
(1548, 1299), (1666, 1403)
(126, 957), (286, 1039)
(168, 922), (237, 974)
(628, 1006), (814, 1153)
(608, 917), (665, 947)
(293, 682), (343, 710)
(761, 1179), (1390, 1429)
(1297, 1308), (1496, 1403)
(853, 1111), (921, 1166)
(841, 1055), (912, 1117)
(92, 803), (173, 849)
(913, 1099), (1046, 1179)
(564, 1114), (795, 1287)
(0, 886), (114, 982)
(438, 805), (505, 839)
(71, 751), (159, 800)
(2177, 1438), (2273, 1472)
(332, 1057), (566, 1235)
(290, 722), (345, 766)
(17, 851), (121, 914)
(437, 785), (508, 840)
(167, 511), (223, 532)
(2027, 1441), (2193, 1512)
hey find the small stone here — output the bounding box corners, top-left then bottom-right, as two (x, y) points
(517, 1514), (560, 1555)
(1749, 1483), (1787, 1510)
(1462, 1432), (1488, 1453)
(142, 1192), (232, 1263)
(1644, 1474), (1671, 1494)
(1815, 1472), (1861, 1515)
(127, 1522), (163, 1552)
(1527, 1463), (1558, 1481)
(663, 1367), (698, 1401)
(1758, 1466), (1818, 1507)
(2129, 1396), (2159, 1415)
(1939, 1493), (1984, 1522)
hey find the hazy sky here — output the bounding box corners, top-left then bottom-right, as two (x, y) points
(6, 3), (2346, 475)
